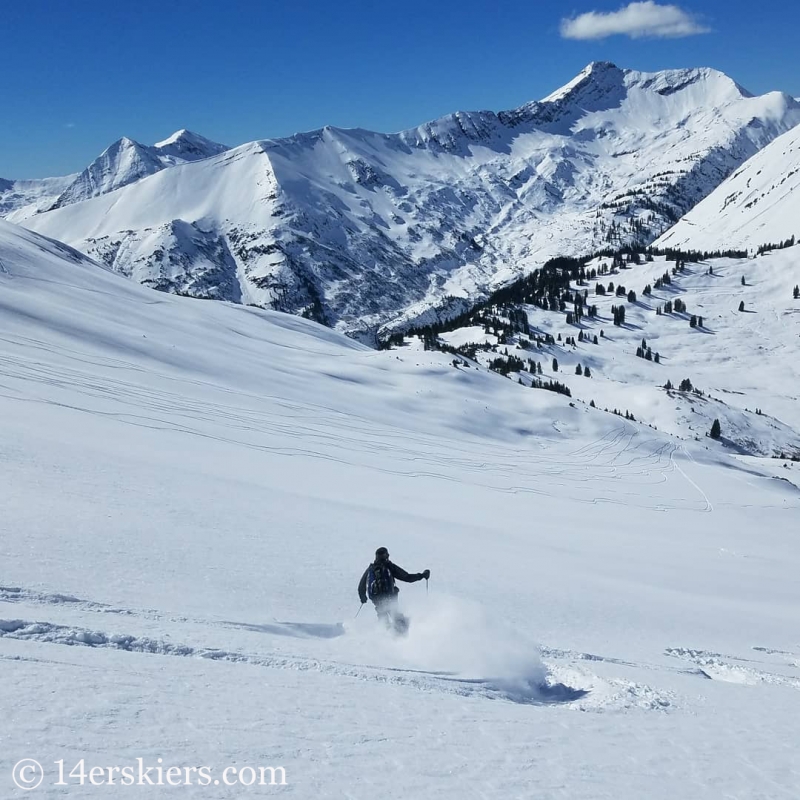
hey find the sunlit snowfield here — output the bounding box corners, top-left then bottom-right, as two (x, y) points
(2, 220), (799, 798)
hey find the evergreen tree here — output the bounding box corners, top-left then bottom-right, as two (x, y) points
(710, 419), (722, 439)
(552, 357), (558, 372)
(593, 335), (599, 344)
(590, 399), (596, 407)
(627, 290), (637, 303)
(739, 300), (745, 312)
(654, 352), (660, 364)
(698, 316), (703, 328)
(794, 285), (799, 299)
(741, 276), (746, 286)
(584, 366), (591, 378)
(690, 315), (697, 328)
(575, 364), (583, 375)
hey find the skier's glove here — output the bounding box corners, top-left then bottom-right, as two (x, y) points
(422, 569), (430, 580)
(360, 597), (367, 604)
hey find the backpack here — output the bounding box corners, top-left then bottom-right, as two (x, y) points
(367, 562), (394, 600)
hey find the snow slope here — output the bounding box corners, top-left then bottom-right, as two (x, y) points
(434, 249), (800, 458)
(1, 219), (800, 798)
(657, 123), (800, 252)
(24, 63), (800, 340)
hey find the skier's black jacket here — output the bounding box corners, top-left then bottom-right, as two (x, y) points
(358, 561), (424, 603)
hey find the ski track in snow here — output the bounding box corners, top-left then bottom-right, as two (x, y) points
(0, 585), (682, 712)
(15, 579), (799, 713)
(664, 647), (800, 688)
(0, 613), (677, 712)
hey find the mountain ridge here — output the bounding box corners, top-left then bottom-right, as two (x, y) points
(19, 63), (800, 341)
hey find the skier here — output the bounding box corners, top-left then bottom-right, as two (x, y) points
(358, 547), (430, 634)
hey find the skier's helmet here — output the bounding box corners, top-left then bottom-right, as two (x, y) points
(375, 547), (389, 562)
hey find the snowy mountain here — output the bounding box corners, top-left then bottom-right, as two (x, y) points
(2, 216), (799, 799)
(45, 129), (229, 210)
(0, 173), (77, 221)
(47, 137), (168, 209)
(0, 131), (228, 222)
(152, 128), (229, 164)
(656, 122), (800, 252)
(24, 63), (800, 342)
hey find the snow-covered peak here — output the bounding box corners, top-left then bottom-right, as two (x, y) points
(540, 61), (624, 104)
(514, 63), (770, 137)
(42, 131), (229, 211)
(50, 137), (166, 209)
(154, 128), (195, 147)
(625, 65), (750, 99)
(153, 129), (228, 162)
(103, 137), (156, 165)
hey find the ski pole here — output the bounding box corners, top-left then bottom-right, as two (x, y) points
(355, 604), (363, 619)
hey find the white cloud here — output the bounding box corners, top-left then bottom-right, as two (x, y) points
(560, 1), (710, 40)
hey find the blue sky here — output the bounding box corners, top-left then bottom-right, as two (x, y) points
(2, 0), (799, 178)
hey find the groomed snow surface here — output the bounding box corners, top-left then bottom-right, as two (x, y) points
(1, 219), (799, 798)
